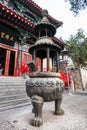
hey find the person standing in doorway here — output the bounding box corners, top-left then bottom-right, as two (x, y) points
(0, 63), (3, 75)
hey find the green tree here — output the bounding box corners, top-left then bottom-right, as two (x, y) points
(65, 28), (87, 66)
(65, 0), (87, 14)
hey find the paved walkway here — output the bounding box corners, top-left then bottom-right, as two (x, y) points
(75, 88), (87, 95)
(0, 92), (87, 130)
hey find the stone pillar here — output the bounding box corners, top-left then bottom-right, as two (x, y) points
(41, 58), (43, 72)
(56, 52), (59, 72)
(47, 48), (50, 71)
(33, 50), (36, 62)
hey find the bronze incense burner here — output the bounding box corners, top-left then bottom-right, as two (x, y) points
(26, 10), (64, 127)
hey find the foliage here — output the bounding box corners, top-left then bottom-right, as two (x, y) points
(65, 0), (87, 15)
(65, 28), (87, 67)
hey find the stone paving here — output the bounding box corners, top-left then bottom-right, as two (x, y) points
(0, 92), (87, 130)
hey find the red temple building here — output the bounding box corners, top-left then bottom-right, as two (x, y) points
(0, 0), (65, 76)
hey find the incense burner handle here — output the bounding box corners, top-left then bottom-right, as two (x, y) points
(27, 61), (37, 73)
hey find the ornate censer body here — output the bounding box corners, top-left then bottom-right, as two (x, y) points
(26, 62), (64, 127)
(26, 72), (64, 102)
(26, 10), (64, 127)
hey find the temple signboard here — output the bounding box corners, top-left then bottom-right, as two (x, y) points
(0, 23), (18, 46)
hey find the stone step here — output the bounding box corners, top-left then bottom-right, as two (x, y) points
(0, 97), (30, 108)
(0, 84), (26, 88)
(0, 102), (31, 112)
(0, 83), (26, 86)
(0, 76), (30, 111)
(0, 76), (28, 80)
(0, 94), (31, 112)
(0, 87), (25, 91)
(0, 76), (27, 97)
(0, 94), (27, 101)
(0, 81), (26, 86)
(0, 87), (26, 96)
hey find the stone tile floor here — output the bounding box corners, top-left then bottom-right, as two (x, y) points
(0, 93), (87, 130)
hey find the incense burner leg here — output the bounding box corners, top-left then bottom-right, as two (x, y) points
(30, 95), (44, 127)
(54, 95), (64, 115)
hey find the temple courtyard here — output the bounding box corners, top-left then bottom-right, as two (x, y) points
(0, 91), (87, 130)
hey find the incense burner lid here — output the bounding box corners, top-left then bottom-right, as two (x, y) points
(29, 71), (60, 78)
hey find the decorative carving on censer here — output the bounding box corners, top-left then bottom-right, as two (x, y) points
(26, 10), (64, 127)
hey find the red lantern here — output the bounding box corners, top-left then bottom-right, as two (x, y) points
(20, 62), (29, 74)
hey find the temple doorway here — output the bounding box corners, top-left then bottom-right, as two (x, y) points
(8, 50), (15, 76)
(0, 46), (16, 76)
(0, 47), (6, 75)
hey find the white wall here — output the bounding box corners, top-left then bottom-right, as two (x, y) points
(80, 67), (87, 89)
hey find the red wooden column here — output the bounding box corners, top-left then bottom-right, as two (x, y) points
(14, 50), (18, 76)
(4, 50), (10, 76)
